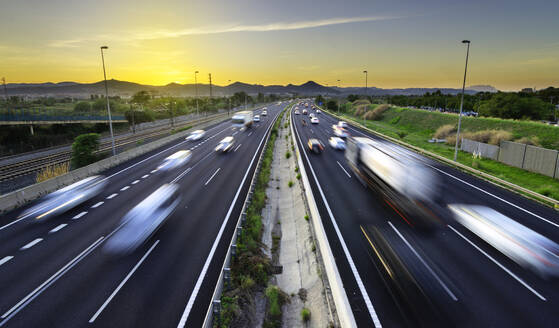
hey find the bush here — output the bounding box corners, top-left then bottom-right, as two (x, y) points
(71, 133), (100, 168)
(36, 163), (69, 183)
(288, 181), (294, 188)
(285, 151), (291, 159)
(396, 131), (407, 139)
(296, 173), (301, 180)
(73, 101), (92, 112)
(515, 136), (541, 146)
(295, 167), (299, 172)
(446, 129), (512, 146)
(434, 124), (456, 139)
(304, 215), (309, 221)
(364, 104), (390, 120)
(390, 116), (401, 124)
(301, 308), (311, 322)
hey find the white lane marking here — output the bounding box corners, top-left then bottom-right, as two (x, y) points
(20, 238), (43, 250)
(336, 161), (351, 178)
(142, 174), (149, 179)
(171, 167), (192, 184)
(232, 131), (238, 136)
(292, 112), (382, 327)
(430, 165), (559, 229)
(73, 211), (88, 219)
(0, 237), (104, 325)
(89, 240), (160, 323)
(0, 256), (14, 267)
(49, 224), (67, 234)
(234, 144), (242, 152)
(248, 132), (253, 136)
(177, 107), (282, 328)
(204, 168), (221, 186)
(388, 221), (458, 301)
(106, 193), (118, 200)
(120, 186), (130, 191)
(150, 169), (157, 174)
(448, 224), (546, 301)
(131, 180), (140, 185)
(91, 202), (104, 208)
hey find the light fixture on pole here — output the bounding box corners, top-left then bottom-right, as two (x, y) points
(100, 46), (116, 156)
(195, 71), (199, 117)
(363, 70), (368, 125)
(453, 40), (471, 162)
(337, 79), (341, 114)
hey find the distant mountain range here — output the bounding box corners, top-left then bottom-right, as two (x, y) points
(3, 79), (496, 98)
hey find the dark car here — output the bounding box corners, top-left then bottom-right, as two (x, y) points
(307, 138), (324, 154)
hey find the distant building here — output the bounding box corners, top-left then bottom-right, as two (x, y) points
(521, 88), (534, 93)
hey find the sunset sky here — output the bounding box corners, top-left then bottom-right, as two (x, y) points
(1, 0), (558, 91)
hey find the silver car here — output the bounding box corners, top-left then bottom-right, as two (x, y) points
(104, 184), (181, 255)
(215, 136), (235, 152)
(20, 175), (107, 221)
(186, 130), (205, 141)
(157, 150), (192, 172)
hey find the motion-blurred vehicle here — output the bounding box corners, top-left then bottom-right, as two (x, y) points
(231, 111), (253, 129)
(361, 225), (457, 327)
(294, 109), (300, 115)
(449, 205), (559, 278)
(309, 113), (315, 118)
(345, 137), (441, 229)
(104, 184), (181, 255)
(316, 109), (321, 114)
(20, 175), (107, 221)
(337, 121), (349, 129)
(307, 138), (324, 154)
(185, 129), (205, 141)
(333, 125), (349, 138)
(328, 137), (346, 150)
(157, 150), (192, 172)
(302, 109), (308, 115)
(254, 114), (261, 122)
(215, 136), (235, 152)
(262, 110), (267, 116)
(311, 117), (319, 124)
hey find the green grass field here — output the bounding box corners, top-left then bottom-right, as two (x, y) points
(334, 105), (559, 202)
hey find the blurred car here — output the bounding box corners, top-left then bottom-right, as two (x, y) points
(254, 115), (261, 122)
(337, 121), (348, 129)
(307, 138), (324, 153)
(449, 205), (559, 278)
(185, 129), (205, 141)
(20, 175), (107, 221)
(157, 150), (192, 172)
(104, 184), (181, 255)
(262, 110), (268, 116)
(215, 136), (235, 152)
(316, 109), (321, 114)
(294, 110), (300, 115)
(309, 113), (315, 118)
(329, 137), (346, 150)
(311, 117), (319, 124)
(333, 125), (349, 138)
(302, 109), (308, 115)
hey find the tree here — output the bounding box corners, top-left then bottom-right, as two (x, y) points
(347, 94), (359, 102)
(73, 101), (92, 112)
(315, 95), (325, 105)
(326, 100), (337, 111)
(71, 133), (100, 168)
(477, 92), (553, 120)
(131, 90), (151, 106)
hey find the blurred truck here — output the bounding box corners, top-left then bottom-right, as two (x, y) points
(231, 111), (253, 129)
(345, 137), (441, 228)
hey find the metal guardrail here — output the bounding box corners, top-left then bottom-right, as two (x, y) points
(200, 104), (289, 328)
(0, 114), (126, 122)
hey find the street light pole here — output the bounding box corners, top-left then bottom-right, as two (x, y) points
(228, 80), (231, 116)
(337, 79), (341, 114)
(195, 71), (199, 117)
(100, 46), (116, 156)
(363, 70), (368, 125)
(453, 40), (471, 162)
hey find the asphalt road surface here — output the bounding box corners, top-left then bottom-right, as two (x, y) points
(291, 104), (559, 327)
(0, 103), (284, 328)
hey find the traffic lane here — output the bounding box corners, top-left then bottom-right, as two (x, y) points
(0, 105), (283, 327)
(294, 110), (559, 327)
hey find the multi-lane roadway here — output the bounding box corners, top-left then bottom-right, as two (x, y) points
(291, 104), (559, 327)
(0, 103), (284, 327)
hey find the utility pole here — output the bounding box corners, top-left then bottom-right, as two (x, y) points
(454, 40), (471, 162)
(1, 77), (7, 103)
(209, 73), (212, 98)
(130, 103), (135, 134)
(100, 46), (116, 156)
(551, 96), (556, 122)
(195, 71), (199, 117)
(228, 80), (232, 116)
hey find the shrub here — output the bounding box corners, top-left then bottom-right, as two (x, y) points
(288, 181), (294, 187)
(304, 215), (309, 221)
(434, 124), (456, 139)
(515, 136), (541, 146)
(36, 163), (69, 183)
(364, 104), (389, 120)
(71, 133), (100, 168)
(296, 173), (301, 180)
(301, 308), (311, 322)
(295, 167), (299, 172)
(73, 101), (92, 112)
(390, 116), (401, 124)
(396, 131), (407, 139)
(285, 151), (291, 159)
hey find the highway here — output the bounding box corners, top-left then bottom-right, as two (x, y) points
(0, 103), (284, 327)
(291, 104), (559, 327)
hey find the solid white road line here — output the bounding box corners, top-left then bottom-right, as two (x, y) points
(89, 240), (160, 323)
(234, 144), (242, 152)
(336, 161), (351, 178)
(131, 180), (140, 185)
(142, 174), (149, 179)
(91, 202), (104, 208)
(150, 169), (157, 174)
(171, 167), (192, 184)
(205, 168), (221, 186)
(120, 186), (130, 191)
(0, 237), (105, 326)
(0, 256), (14, 267)
(176, 107), (281, 328)
(49, 224), (67, 234)
(248, 132), (253, 136)
(73, 211), (88, 220)
(388, 221), (458, 301)
(448, 224), (546, 301)
(106, 193), (118, 200)
(293, 112), (382, 328)
(20, 238), (42, 250)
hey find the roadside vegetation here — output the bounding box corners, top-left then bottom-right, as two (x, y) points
(36, 163), (69, 183)
(217, 106), (288, 328)
(70, 133), (101, 169)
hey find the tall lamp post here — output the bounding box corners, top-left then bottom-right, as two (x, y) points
(228, 79), (232, 116)
(100, 46), (116, 156)
(337, 79), (341, 114)
(195, 71), (199, 117)
(363, 70), (368, 125)
(453, 40), (471, 162)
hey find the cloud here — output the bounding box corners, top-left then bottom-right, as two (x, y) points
(48, 15), (403, 48)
